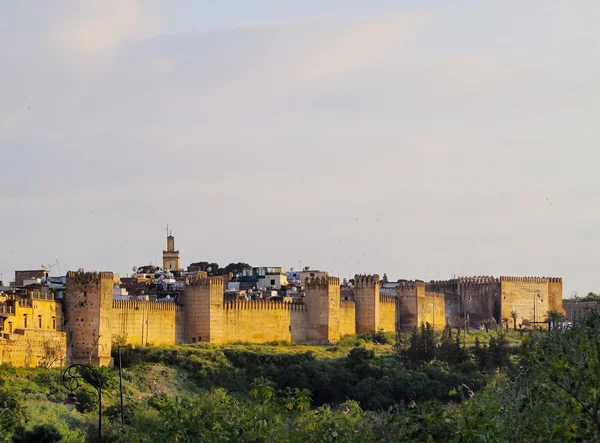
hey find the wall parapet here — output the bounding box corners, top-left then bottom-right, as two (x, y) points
(354, 274), (380, 287)
(112, 299), (181, 311)
(187, 276), (224, 288)
(223, 299), (305, 311)
(500, 276), (559, 283)
(379, 294), (397, 304)
(67, 270), (114, 284)
(305, 277), (339, 288)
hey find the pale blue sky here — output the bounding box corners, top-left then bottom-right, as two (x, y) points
(1, 1), (598, 296)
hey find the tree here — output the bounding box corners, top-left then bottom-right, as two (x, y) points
(382, 273), (389, 284)
(510, 310), (519, 331)
(38, 335), (65, 368)
(12, 424), (62, 443)
(502, 317), (509, 333)
(547, 309), (565, 328)
(223, 263), (251, 276)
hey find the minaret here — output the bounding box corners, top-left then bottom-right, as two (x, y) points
(162, 226), (181, 270)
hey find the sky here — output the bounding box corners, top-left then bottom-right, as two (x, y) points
(1, 1), (599, 297)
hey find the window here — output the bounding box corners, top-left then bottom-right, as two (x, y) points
(38, 315), (42, 329)
(23, 315), (27, 328)
(8, 322), (12, 333)
(270, 279), (276, 286)
(52, 317), (56, 330)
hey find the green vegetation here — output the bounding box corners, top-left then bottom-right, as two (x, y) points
(2, 312), (600, 441)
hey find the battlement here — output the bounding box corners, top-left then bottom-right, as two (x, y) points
(224, 299), (306, 311)
(112, 299), (182, 312)
(305, 276), (339, 288)
(397, 280), (424, 290)
(67, 270), (114, 284)
(500, 276), (560, 283)
(379, 294), (397, 304)
(354, 274), (380, 287)
(187, 276), (224, 288)
(456, 276), (497, 284)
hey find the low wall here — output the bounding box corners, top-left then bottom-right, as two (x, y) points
(0, 329), (67, 367)
(111, 300), (184, 346)
(339, 300), (356, 337)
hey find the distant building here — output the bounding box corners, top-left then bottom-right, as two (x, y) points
(563, 299), (600, 323)
(300, 270), (328, 282)
(14, 270), (48, 287)
(162, 230), (181, 270)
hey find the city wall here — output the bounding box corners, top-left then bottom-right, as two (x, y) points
(339, 300), (356, 337)
(222, 300), (305, 343)
(0, 329), (66, 367)
(378, 295), (396, 332)
(500, 277), (552, 326)
(110, 300), (184, 346)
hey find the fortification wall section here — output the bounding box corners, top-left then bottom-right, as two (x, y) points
(65, 271), (114, 366)
(339, 300), (356, 337)
(184, 277), (224, 343)
(397, 281), (421, 331)
(0, 330), (66, 368)
(500, 277), (550, 326)
(378, 295), (396, 332)
(418, 292), (446, 330)
(110, 300), (184, 346)
(354, 275), (380, 334)
(222, 300), (303, 343)
(305, 277), (341, 342)
(548, 278), (564, 313)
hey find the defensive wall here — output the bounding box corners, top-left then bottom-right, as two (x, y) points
(0, 329), (66, 367)
(0, 271), (564, 367)
(110, 300), (184, 346)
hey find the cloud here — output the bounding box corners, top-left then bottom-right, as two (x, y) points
(44, 1), (160, 56)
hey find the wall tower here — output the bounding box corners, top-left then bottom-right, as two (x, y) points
(183, 276), (224, 343)
(64, 271), (113, 366)
(304, 277), (340, 342)
(354, 274), (380, 334)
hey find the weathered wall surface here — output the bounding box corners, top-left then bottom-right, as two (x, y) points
(290, 307), (308, 342)
(500, 277), (550, 326)
(222, 300), (302, 343)
(0, 329), (66, 367)
(548, 278), (564, 313)
(397, 281), (420, 331)
(378, 296), (396, 332)
(65, 271), (113, 366)
(305, 277), (341, 342)
(184, 277), (224, 343)
(110, 300), (184, 346)
(418, 292), (446, 330)
(354, 275), (380, 334)
(339, 300), (356, 337)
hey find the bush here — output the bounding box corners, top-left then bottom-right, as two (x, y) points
(12, 424), (62, 443)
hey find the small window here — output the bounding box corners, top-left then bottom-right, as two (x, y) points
(52, 317), (56, 330)
(270, 279), (276, 286)
(38, 315), (42, 329)
(23, 315), (27, 328)
(9, 322), (13, 333)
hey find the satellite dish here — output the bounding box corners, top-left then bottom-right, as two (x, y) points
(290, 267), (294, 272)
(207, 267), (212, 273)
(304, 266), (310, 271)
(78, 268), (84, 273)
(132, 266), (138, 273)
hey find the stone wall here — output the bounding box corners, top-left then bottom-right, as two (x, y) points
(0, 329), (66, 367)
(339, 300), (356, 337)
(110, 300), (184, 346)
(305, 277), (341, 342)
(500, 277), (550, 326)
(418, 292), (446, 330)
(184, 277), (224, 343)
(64, 271), (114, 366)
(354, 275), (380, 334)
(378, 295), (396, 332)
(222, 300), (303, 343)
(548, 278), (564, 313)
(397, 281), (421, 331)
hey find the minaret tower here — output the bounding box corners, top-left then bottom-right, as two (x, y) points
(162, 225), (181, 270)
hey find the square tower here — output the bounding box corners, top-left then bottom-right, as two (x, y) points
(162, 231), (181, 270)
